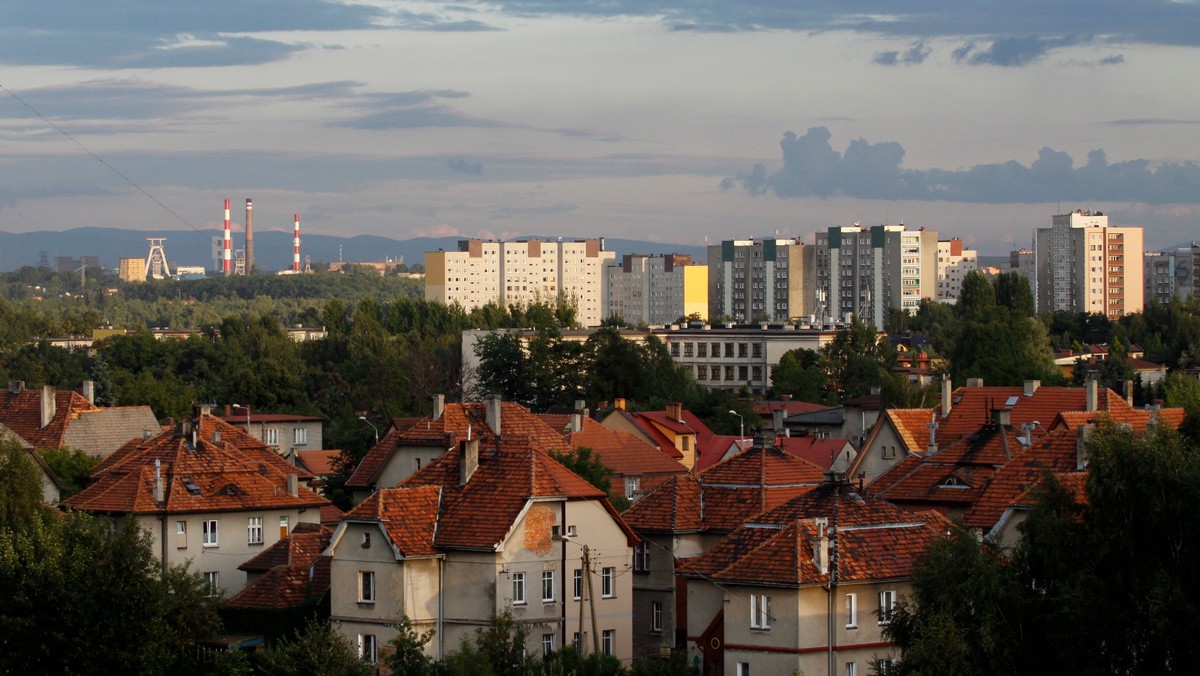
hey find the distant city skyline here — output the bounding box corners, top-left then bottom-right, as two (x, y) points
(1, 1), (1198, 254)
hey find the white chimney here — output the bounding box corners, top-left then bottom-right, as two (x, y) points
(460, 438), (480, 485)
(40, 385), (56, 428)
(1076, 425), (1093, 470)
(81, 380), (95, 405)
(941, 375), (953, 419)
(1024, 379), (1040, 397)
(812, 517), (830, 575)
(570, 411), (583, 434)
(1086, 378), (1099, 413)
(772, 409), (786, 432)
(433, 394), (445, 420)
(287, 473), (299, 497)
(966, 377), (984, 388)
(153, 459), (164, 503)
(486, 395), (502, 435)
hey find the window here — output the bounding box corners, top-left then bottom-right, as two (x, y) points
(601, 567), (614, 598)
(573, 569), (582, 600)
(203, 571), (219, 596)
(293, 427), (307, 445)
(573, 632), (581, 650)
(542, 570), (555, 603)
(202, 520), (219, 547)
(264, 428), (279, 445)
(247, 517), (263, 544)
(877, 658), (896, 675)
(625, 476), (640, 498)
(737, 663), (751, 676)
(652, 601), (663, 632)
(279, 516), (289, 539)
(879, 590), (896, 624)
(175, 520), (187, 549)
(750, 594), (771, 629)
(358, 571), (375, 603)
(512, 572), (526, 604)
(634, 543), (650, 572)
(358, 634), (377, 663)
(845, 593), (858, 628)
(542, 633), (555, 657)
(845, 661), (857, 676)
(601, 629), (614, 656)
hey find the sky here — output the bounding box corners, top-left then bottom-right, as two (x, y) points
(1, 0), (1198, 258)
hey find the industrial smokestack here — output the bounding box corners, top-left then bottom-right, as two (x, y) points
(223, 199), (232, 276)
(293, 214), (301, 272)
(245, 198), (254, 274)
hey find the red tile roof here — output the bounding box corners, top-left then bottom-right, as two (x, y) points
(693, 435), (749, 473)
(961, 429), (1081, 530)
(622, 443), (825, 534)
(0, 387), (99, 449)
(229, 523), (333, 609)
(680, 482), (947, 585)
(776, 436), (855, 471)
(296, 449), (343, 476)
(604, 409), (684, 460)
(343, 485), (442, 557)
(935, 385), (1133, 443)
(753, 400), (831, 417)
(63, 415), (327, 515)
(540, 415), (689, 478)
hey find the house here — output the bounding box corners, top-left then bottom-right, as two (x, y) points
(62, 407), (329, 597)
(344, 395), (573, 504)
(0, 381), (159, 458)
(217, 406), (325, 462)
(694, 434), (855, 474)
(620, 435), (826, 658)
(326, 435), (639, 665)
(679, 475), (952, 676)
(0, 421), (64, 505)
(538, 410), (688, 503)
(599, 400), (714, 469)
(228, 522), (333, 612)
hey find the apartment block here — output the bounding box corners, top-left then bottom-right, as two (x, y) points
(813, 224), (939, 326)
(1034, 210), (1144, 318)
(425, 239), (616, 327)
(606, 254), (708, 325)
(936, 238), (978, 304)
(707, 238), (810, 323)
(1144, 244), (1199, 305)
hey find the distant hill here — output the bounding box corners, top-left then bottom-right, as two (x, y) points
(0, 228), (709, 273)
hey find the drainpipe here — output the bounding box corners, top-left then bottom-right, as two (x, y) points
(561, 501), (568, 648)
(438, 555), (445, 659)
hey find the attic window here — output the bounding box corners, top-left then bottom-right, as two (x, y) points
(939, 476), (970, 488)
(216, 484), (239, 497)
(1004, 395), (1019, 407)
(182, 479), (201, 496)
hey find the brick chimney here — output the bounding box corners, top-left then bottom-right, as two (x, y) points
(666, 402), (683, 422)
(40, 385), (56, 428)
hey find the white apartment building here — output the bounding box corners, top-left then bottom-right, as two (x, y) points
(936, 238), (978, 304)
(707, 238), (811, 323)
(425, 239), (616, 327)
(813, 224), (938, 326)
(606, 254), (708, 325)
(1034, 210), (1144, 318)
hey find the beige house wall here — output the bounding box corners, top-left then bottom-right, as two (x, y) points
(855, 418), (912, 483)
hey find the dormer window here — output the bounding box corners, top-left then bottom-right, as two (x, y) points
(939, 475), (970, 488)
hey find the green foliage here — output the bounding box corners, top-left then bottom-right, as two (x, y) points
(770, 348), (829, 404)
(0, 440), (48, 530)
(946, 272), (1058, 386)
(543, 646), (627, 675)
(385, 616), (436, 675)
(39, 446), (100, 498)
(0, 513), (223, 674)
(255, 618), (373, 676)
(439, 609), (538, 676)
(551, 447), (613, 496)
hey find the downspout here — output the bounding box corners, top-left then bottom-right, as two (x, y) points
(438, 555), (445, 659)
(561, 501), (568, 647)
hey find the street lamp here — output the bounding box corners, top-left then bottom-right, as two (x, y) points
(359, 416), (379, 446)
(728, 410), (745, 447)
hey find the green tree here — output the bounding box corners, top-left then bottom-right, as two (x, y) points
(474, 331), (534, 404)
(39, 446), (99, 498)
(255, 617), (372, 676)
(770, 348), (828, 404)
(0, 440), (48, 530)
(947, 272), (1057, 386)
(384, 616), (436, 675)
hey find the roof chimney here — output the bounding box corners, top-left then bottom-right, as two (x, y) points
(666, 402), (683, 422)
(81, 380), (95, 405)
(460, 438), (480, 485)
(812, 517), (830, 575)
(941, 375), (952, 419)
(287, 473), (299, 497)
(992, 408), (1011, 427)
(1086, 378), (1099, 413)
(198, 403), (214, 417)
(772, 409), (786, 432)
(966, 378), (984, 388)
(614, 398), (626, 411)
(432, 394), (445, 421)
(1023, 380), (1040, 397)
(486, 394), (503, 435)
(153, 459), (164, 503)
(8, 380), (24, 393)
(1124, 379), (1134, 407)
(1076, 425), (1093, 470)
(40, 385), (56, 429)
(570, 411), (583, 434)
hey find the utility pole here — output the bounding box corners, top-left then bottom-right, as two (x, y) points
(581, 544), (600, 655)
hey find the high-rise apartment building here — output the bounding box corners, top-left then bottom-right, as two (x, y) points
(813, 224), (938, 326)
(707, 238), (810, 323)
(1144, 243), (1199, 305)
(936, 238), (978, 304)
(606, 254), (708, 325)
(425, 239), (616, 326)
(1033, 210), (1144, 318)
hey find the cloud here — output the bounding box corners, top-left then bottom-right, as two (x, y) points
(448, 158), (483, 175)
(872, 40), (931, 66)
(728, 127), (1200, 204)
(953, 35), (1086, 66)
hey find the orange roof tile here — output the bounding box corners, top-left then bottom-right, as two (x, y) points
(344, 485), (442, 557)
(887, 409), (937, 453)
(540, 415), (689, 478)
(229, 523), (333, 609)
(63, 415), (327, 515)
(296, 449), (343, 476)
(0, 387), (99, 449)
(935, 386), (1135, 443)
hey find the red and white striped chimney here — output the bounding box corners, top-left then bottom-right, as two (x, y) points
(293, 213), (301, 272)
(222, 199), (232, 276)
(245, 198), (254, 273)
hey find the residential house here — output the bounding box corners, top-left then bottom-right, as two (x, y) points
(680, 476), (952, 676)
(228, 522), (333, 613)
(0, 381), (159, 458)
(599, 400), (714, 469)
(621, 436), (826, 658)
(218, 406), (325, 462)
(62, 408), (329, 597)
(327, 435), (639, 665)
(0, 421), (63, 505)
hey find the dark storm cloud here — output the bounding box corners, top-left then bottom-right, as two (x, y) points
(728, 127), (1200, 204)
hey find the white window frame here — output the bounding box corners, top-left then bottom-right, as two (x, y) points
(573, 569), (582, 600)
(845, 593), (858, 629)
(542, 570), (555, 603)
(601, 567), (614, 598)
(879, 590), (896, 624)
(652, 601), (663, 632)
(293, 427), (307, 445)
(264, 428), (279, 445)
(202, 519), (219, 547)
(247, 516), (263, 545)
(203, 571), (219, 596)
(601, 629), (614, 656)
(512, 572), (526, 605)
(358, 571), (375, 604)
(625, 476), (640, 498)
(750, 593), (772, 630)
(737, 663), (751, 676)
(634, 542), (650, 572)
(358, 634), (377, 663)
(279, 515), (289, 539)
(541, 633), (554, 656)
(846, 661), (857, 676)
